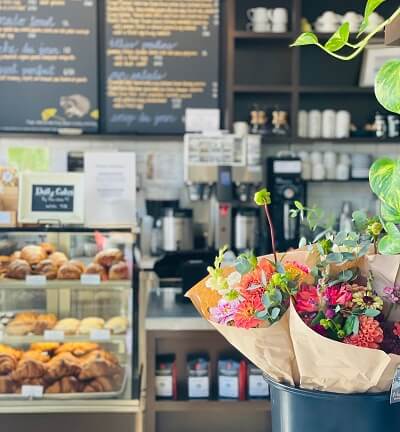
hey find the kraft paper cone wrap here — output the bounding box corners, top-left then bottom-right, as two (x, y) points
(289, 301), (397, 393)
(186, 250), (312, 386)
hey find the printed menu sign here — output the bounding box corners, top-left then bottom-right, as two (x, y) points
(0, 0), (98, 133)
(31, 185), (74, 212)
(104, 0), (220, 134)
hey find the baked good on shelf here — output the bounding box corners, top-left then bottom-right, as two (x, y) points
(78, 350), (120, 380)
(0, 344), (22, 360)
(33, 313), (57, 335)
(0, 353), (18, 375)
(0, 375), (15, 394)
(84, 263), (108, 281)
(94, 249), (123, 268)
(48, 252), (68, 268)
(39, 243), (56, 256)
(57, 262), (82, 280)
(55, 342), (99, 357)
(109, 261), (129, 280)
(6, 319), (36, 336)
(83, 376), (114, 393)
(46, 352), (82, 380)
(14, 311), (38, 322)
(10, 251), (21, 261)
(0, 256), (10, 275)
(19, 377), (46, 387)
(46, 376), (82, 394)
(78, 317), (105, 335)
(12, 358), (47, 381)
(20, 245), (47, 265)
(21, 350), (50, 363)
(53, 318), (80, 336)
(30, 342), (60, 353)
(34, 259), (58, 280)
(105, 317), (128, 334)
(6, 259), (31, 279)
(68, 260), (86, 273)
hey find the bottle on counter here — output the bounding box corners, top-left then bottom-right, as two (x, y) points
(375, 112), (387, 139)
(187, 354), (210, 399)
(217, 358), (246, 400)
(155, 354), (177, 400)
(248, 363), (270, 399)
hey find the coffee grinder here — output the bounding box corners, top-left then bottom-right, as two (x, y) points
(266, 155), (305, 252)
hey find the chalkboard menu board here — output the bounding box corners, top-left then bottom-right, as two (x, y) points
(104, 0), (220, 134)
(0, 0), (98, 133)
(31, 185), (74, 212)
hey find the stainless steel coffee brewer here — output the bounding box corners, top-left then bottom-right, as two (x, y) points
(184, 133), (263, 251)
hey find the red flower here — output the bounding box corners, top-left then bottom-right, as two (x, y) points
(234, 296), (264, 329)
(344, 316), (383, 349)
(325, 285), (352, 306)
(295, 285), (319, 313)
(394, 322), (400, 338)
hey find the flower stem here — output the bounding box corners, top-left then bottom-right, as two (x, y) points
(264, 204), (277, 264)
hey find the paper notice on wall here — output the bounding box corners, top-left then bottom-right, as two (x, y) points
(8, 147), (50, 172)
(84, 152), (136, 227)
(185, 108), (220, 133)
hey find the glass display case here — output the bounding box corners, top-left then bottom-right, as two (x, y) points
(0, 228), (140, 413)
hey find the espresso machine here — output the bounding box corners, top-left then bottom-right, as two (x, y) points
(184, 133), (263, 252)
(266, 155), (305, 252)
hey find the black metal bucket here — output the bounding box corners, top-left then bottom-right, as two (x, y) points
(267, 378), (400, 432)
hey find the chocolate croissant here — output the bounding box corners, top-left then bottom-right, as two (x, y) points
(0, 376), (16, 394)
(46, 352), (81, 381)
(46, 376), (82, 394)
(0, 353), (18, 375)
(12, 359), (47, 381)
(83, 376), (114, 393)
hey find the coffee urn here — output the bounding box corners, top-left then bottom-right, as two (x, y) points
(162, 208), (194, 252)
(234, 208), (259, 252)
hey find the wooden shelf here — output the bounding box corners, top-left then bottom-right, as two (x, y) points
(154, 400), (270, 412)
(234, 31), (294, 40)
(305, 179), (369, 183)
(234, 84), (293, 93)
(299, 86), (374, 94)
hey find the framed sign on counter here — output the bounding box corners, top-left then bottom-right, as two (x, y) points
(18, 173), (85, 224)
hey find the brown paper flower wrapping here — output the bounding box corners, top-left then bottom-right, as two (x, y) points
(186, 250), (313, 386)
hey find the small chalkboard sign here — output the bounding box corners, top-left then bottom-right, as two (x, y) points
(31, 185), (75, 213)
(18, 173), (84, 225)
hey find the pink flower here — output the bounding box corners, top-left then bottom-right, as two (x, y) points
(383, 286), (400, 304)
(234, 296), (264, 329)
(295, 285), (319, 313)
(210, 299), (240, 325)
(325, 285), (352, 306)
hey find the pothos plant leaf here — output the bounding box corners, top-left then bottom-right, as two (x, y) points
(378, 223), (400, 255)
(358, 0), (386, 37)
(369, 157), (400, 219)
(375, 60), (400, 114)
(291, 32), (319, 47)
(325, 22), (350, 52)
(381, 202), (400, 224)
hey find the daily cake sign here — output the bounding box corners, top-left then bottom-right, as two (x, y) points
(31, 185), (75, 212)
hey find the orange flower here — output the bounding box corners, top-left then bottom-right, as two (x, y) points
(234, 296), (264, 329)
(258, 258), (275, 277)
(344, 316), (383, 349)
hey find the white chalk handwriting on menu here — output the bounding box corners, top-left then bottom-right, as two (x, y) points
(105, 0), (219, 133)
(31, 185), (75, 212)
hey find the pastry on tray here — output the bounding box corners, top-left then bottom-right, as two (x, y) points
(39, 243), (56, 256)
(78, 350), (120, 380)
(84, 263), (108, 281)
(46, 352), (82, 381)
(21, 350), (50, 363)
(10, 251), (21, 262)
(94, 249), (123, 268)
(30, 342), (60, 353)
(105, 316), (128, 334)
(55, 342), (99, 357)
(57, 262), (82, 280)
(6, 319), (36, 336)
(53, 318), (80, 336)
(34, 259), (58, 280)
(78, 317), (105, 335)
(33, 313), (57, 335)
(6, 259), (31, 280)
(46, 376), (82, 394)
(109, 262), (129, 280)
(20, 245), (47, 266)
(0, 353), (18, 375)
(83, 376), (115, 393)
(0, 376), (16, 394)
(12, 357), (47, 381)
(68, 260), (86, 273)
(48, 252), (68, 268)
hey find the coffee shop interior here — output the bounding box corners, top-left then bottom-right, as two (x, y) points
(0, 0), (399, 431)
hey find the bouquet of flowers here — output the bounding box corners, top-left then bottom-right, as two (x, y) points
(187, 170), (400, 393)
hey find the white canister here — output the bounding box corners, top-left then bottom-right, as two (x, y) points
(298, 110), (308, 138)
(339, 153), (351, 166)
(310, 151), (323, 164)
(301, 160), (312, 180)
(312, 162), (325, 181)
(336, 163), (350, 181)
(336, 110), (351, 139)
(322, 110), (336, 138)
(234, 121), (249, 137)
(308, 110), (322, 138)
(323, 151), (337, 180)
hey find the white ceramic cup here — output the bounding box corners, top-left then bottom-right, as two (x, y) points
(336, 163), (350, 181)
(233, 121), (249, 137)
(272, 8), (288, 23)
(247, 21), (271, 32)
(308, 110), (322, 138)
(312, 162), (325, 181)
(322, 109), (336, 138)
(323, 151), (337, 180)
(366, 12), (384, 32)
(272, 22), (288, 33)
(336, 110), (351, 139)
(342, 11), (363, 32)
(298, 110), (308, 138)
(339, 153), (351, 165)
(315, 11), (340, 32)
(310, 151), (323, 164)
(247, 7), (272, 22)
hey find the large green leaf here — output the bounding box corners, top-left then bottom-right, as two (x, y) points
(369, 158), (400, 218)
(381, 202), (400, 224)
(378, 223), (400, 255)
(290, 32), (318, 47)
(375, 60), (400, 114)
(325, 22), (350, 52)
(358, 0), (386, 37)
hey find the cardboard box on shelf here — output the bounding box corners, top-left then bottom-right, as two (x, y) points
(0, 186), (19, 212)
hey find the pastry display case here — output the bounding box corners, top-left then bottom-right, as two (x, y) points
(0, 228), (140, 413)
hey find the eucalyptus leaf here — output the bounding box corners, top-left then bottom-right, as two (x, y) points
(352, 210), (369, 232)
(271, 307), (280, 320)
(299, 237), (307, 248)
(270, 289), (283, 304)
(364, 308), (381, 318)
(358, 0), (386, 37)
(338, 270), (354, 283)
(235, 258), (251, 275)
(291, 32), (319, 47)
(342, 240), (358, 248)
(352, 315), (360, 335)
(276, 261), (286, 274)
(344, 315), (355, 336)
(359, 242), (372, 257)
(342, 252), (355, 261)
(325, 22), (350, 52)
(326, 253), (344, 264)
(375, 60), (400, 115)
(369, 157), (400, 217)
(262, 293), (272, 308)
(334, 231), (347, 245)
(256, 310), (269, 319)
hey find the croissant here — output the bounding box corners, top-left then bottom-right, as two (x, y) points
(12, 359), (47, 381)
(55, 343), (99, 357)
(30, 342), (60, 353)
(20, 245), (47, 265)
(109, 262), (129, 280)
(0, 376), (16, 394)
(48, 252), (68, 268)
(33, 313), (57, 335)
(39, 243), (56, 256)
(0, 344), (22, 360)
(34, 259), (58, 280)
(78, 351), (120, 380)
(83, 376), (114, 393)
(94, 249), (123, 268)
(46, 352), (81, 381)
(0, 353), (18, 375)
(6, 259), (31, 280)
(57, 263), (82, 280)
(21, 350), (50, 363)
(68, 260), (86, 273)
(46, 376), (81, 394)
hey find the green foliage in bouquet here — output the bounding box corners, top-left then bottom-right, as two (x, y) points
(291, 0), (400, 114)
